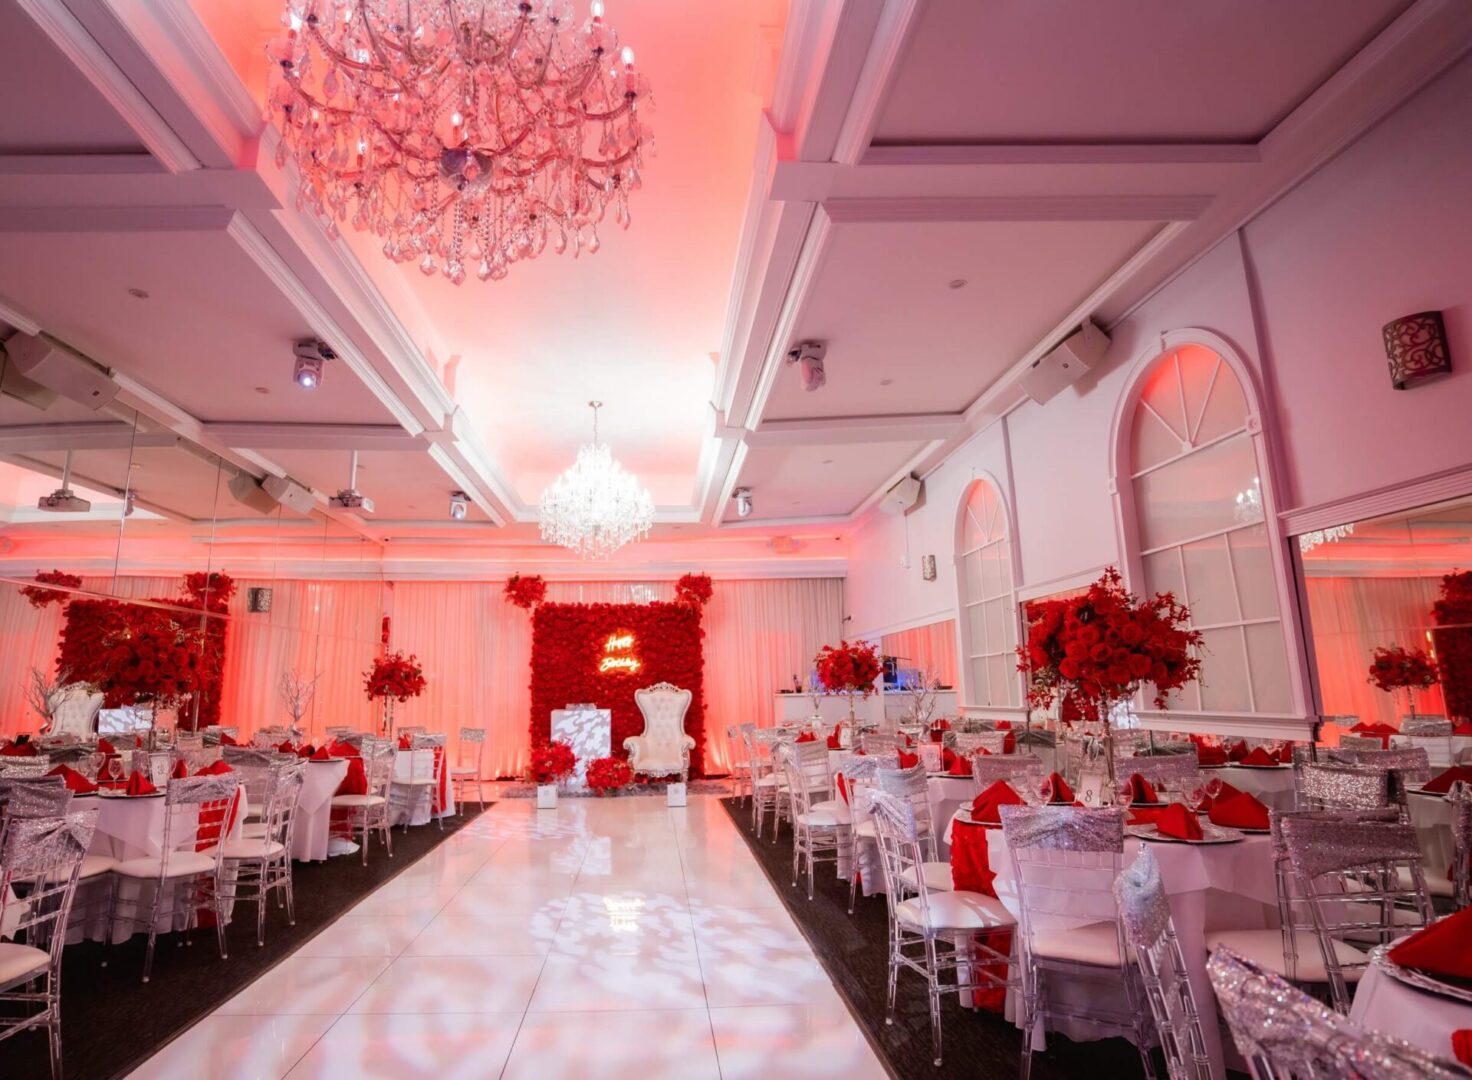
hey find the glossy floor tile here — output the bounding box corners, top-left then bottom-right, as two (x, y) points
(128, 795), (883, 1079)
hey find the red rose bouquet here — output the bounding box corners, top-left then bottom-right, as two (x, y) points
(1367, 645), (1439, 693)
(21, 570), (83, 608)
(504, 573), (548, 610)
(1017, 568), (1202, 714)
(529, 740), (577, 786)
(815, 640), (882, 695)
(586, 755), (634, 796)
(674, 572), (713, 608)
(363, 652), (427, 702)
(183, 571), (236, 608)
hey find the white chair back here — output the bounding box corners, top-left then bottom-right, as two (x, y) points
(46, 684), (103, 740)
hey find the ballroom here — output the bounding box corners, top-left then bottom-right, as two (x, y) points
(1, 1), (1471, 1078)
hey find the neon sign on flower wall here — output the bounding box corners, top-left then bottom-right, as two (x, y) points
(600, 631), (642, 674)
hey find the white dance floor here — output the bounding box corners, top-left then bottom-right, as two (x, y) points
(125, 794), (886, 1079)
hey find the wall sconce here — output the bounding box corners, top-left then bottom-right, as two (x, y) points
(1383, 311), (1452, 389)
(921, 555), (937, 581)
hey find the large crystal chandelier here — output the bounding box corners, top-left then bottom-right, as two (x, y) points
(539, 401), (653, 558)
(265, 0), (651, 283)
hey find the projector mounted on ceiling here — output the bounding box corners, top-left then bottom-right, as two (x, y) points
(327, 450), (374, 514)
(37, 450), (92, 513)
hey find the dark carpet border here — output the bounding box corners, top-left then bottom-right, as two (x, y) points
(8, 803), (492, 1080)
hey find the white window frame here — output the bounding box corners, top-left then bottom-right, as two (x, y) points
(954, 475), (1022, 712)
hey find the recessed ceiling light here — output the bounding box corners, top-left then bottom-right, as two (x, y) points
(127, 288), (149, 300)
(879, 378), (893, 387)
(821, 459), (833, 465)
(948, 278), (968, 290)
(254, 386), (270, 394)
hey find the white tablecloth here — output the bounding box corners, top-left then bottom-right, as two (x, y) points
(1407, 791), (1456, 876)
(1350, 962), (1472, 1062)
(390, 748), (457, 827)
(294, 759), (350, 861)
(980, 823), (1278, 1080)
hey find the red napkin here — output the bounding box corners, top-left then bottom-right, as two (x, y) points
(1002, 731), (1017, 754)
(826, 724), (843, 750)
(1453, 1030), (1472, 1068)
(218, 734), (238, 746)
(311, 745), (333, 761)
(277, 740), (296, 754)
(1154, 803), (1204, 840)
(1197, 745), (1228, 766)
(1422, 766), (1472, 795)
(971, 780), (1024, 824)
(929, 719), (951, 744)
(903, 734), (915, 748)
(123, 771), (157, 796)
(171, 759), (189, 780)
(795, 732), (817, 743)
(97, 738), (117, 755)
(0, 741), (37, 757)
(1209, 791), (1270, 830)
(897, 750), (919, 769)
(297, 744), (316, 758)
(948, 753), (973, 777)
(1195, 780), (1243, 812)
(1226, 740), (1249, 762)
(1352, 721), (1398, 734)
(194, 760), (233, 776)
(398, 734), (414, 750)
(45, 764), (98, 794)
(994, 720), (1012, 730)
(836, 773), (851, 804)
(1241, 747), (1278, 767)
(335, 758), (369, 796)
(1042, 772), (1074, 804)
(1125, 773), (1158, 805)
(1389, 906), (1472, 979)
(328, 740), (360, 758)
(1454, 722), (1472, 736)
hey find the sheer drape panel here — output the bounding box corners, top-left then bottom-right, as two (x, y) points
(881, 621), (959, 687)
(1305, 576), (1447, 728)
(0, 585), (67, 739)
(701, 579), (846, 773)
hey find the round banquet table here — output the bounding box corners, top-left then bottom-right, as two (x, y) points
(1207, 763), (1297, 811)
(294, 758), (350, 861)
(1350, 957), (1472, 1063)
(73, 789), (248, 944)
(389, 748), (457, 827)
(963, 815), (1278, 1080)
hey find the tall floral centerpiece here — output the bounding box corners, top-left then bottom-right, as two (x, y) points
(363, 651), (426, 739)
(1367, 645), (1439, 722)
(1016, 568), (1202, 802)
(815, 640), (882, 724)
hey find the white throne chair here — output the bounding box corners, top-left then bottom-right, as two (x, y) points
(47, 684), (104, 740)
(626, 682), (695, 782)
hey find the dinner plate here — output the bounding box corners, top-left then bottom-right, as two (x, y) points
(951, 809), (1001, 829)
(1372, 945), (1472, 1005)
(1129, 800), (1169, 809)
(97, 790), (165, 799)
(1127, 822), (1244, 844)
(1230, 763), (1290, 770)
(1406, 786), (1448, 799)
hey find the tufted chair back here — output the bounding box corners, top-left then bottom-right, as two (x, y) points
(626, 682), (696, 781)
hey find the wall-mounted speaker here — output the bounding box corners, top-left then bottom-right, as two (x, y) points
(4, 332), (119, 410)
(1015, 319), (1110, 405)
(879, 474), (922, 516)
(262, 474), (318, 516)
(227, 470), (281, 515)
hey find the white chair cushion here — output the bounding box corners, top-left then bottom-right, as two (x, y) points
(240, 821), (269, 839)
(331, 794), (387, 808)
(0, 943), (48, 985)
(78, 854), (117, 880)
(1031, 922), (1123, 967)
(1204, 929), (1368, 984)
(755, 775), (780, 788)
(798, 807), (850, 829)
(114, 852), (217, 879)
(1398, 865), (1454, 898)
(208, 838), (286, 860)
(853, 820), (877, 839)
(896, 889), (1014, 932)
(898, 860), (954, 894)
(450, 766), (477, 776)
(810, 798), (847, 816)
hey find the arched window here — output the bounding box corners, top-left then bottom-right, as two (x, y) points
(1126, 344), (1292, 714)
(957, 478), (1019, 708)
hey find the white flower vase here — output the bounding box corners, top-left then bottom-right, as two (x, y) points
(536, 784), (559, 809)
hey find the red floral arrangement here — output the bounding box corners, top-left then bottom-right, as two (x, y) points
(504, 573), (547, 610)
(815, 640), (882, 695)
(21, 570), (83, 608)
(1367, 645), (1440, 693)
(183, 571), (236, 608)
(586, 755), (634, 795)
(1017, 567), (1203, 711)
(56, 598), (204, 707)
(674, 572), (713, 608)
(363, 651), (427, 701)
(1432, 570), (1472, 720)
(529, 740), (577, 786)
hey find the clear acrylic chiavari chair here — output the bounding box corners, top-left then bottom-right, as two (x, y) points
(451, 727), (487, 809)
(776, 743), (849, 900)
(1208, 947), (1469, 1079)
(1114, 847), (1212, 1080)
(1452, 781), (1471, 910)
(725, 724), (752, 804)
(0, 808), (100, 1079)
(330, 738), (395, 865)
(213, 759), (306, 946)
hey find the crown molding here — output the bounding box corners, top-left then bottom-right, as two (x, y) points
(823, 193), (1212, 224)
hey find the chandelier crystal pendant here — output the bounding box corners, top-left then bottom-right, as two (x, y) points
(539, 401), (654, 558)
(265, 0), (651, 284)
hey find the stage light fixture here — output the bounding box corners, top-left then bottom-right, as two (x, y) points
(292, 339), (336, 390)
(449, 491), (469, 520)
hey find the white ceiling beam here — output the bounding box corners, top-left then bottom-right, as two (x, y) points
(0, 293), (43, 336)
(14, 0), (201, 173)
(0, 154), (162, 175)
(0, 206), (235, 232)
(746, 413), (963, 447)
(830, 0), (928, 165)
(822, 194), (1212, 223)
(200, 423), (421, 452)
(0, 423), (178, 453)
(859, 144), (1261, 167)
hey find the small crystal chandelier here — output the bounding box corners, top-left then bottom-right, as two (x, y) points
(539, 401), (653, 558)
(1298, 522), (1355, 555)
(265, 0), (651, 284)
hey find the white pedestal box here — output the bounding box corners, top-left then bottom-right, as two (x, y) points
(536, 784), (559, 809)
(666, 782), (687, 807)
